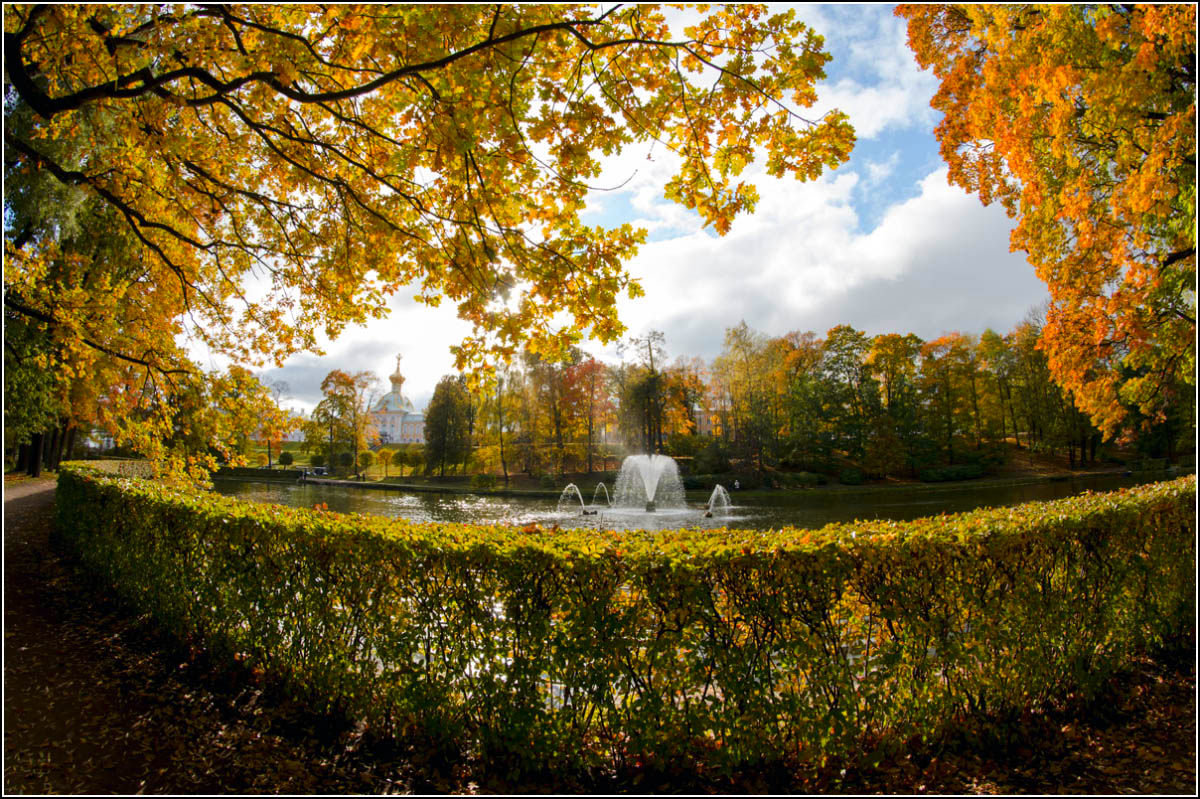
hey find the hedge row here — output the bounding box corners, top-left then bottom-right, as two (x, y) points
(56, 463), (1195, 773)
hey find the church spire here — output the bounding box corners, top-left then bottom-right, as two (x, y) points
(389, 354), (405, 392)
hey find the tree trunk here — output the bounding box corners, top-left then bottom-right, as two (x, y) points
(44, 426), (59, 470)
(17, 443), (30, 473)
(52, 422), (71, 469)
(1006, 383), (1022, 448)
(28, 433), (44, 477)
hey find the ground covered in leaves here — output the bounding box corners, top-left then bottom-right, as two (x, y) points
(5, 474), (1196, 794)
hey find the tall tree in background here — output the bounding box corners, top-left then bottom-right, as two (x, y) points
(259, 377), (293, 468)
(307, 370), (377, 476)
(623, 331), (668, 453)
(897, 4), (1196, 437)
(4, 4), (854, 475)
(424, 375), (472, 477)
(712, 322), (773, 470)
(568, 357), (613, 474)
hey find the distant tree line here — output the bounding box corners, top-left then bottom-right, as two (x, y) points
(355, 312), (1194, 482)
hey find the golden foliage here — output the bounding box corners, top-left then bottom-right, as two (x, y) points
(897, 4), (1196, 437)
(5, 4), (853, 369)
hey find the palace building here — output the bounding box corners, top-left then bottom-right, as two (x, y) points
(371, 355), (426, 445)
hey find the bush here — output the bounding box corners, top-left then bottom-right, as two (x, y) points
(56, 462), (1195, 776)
(538, 473), (559, 490)
(772, 471), (815, 489)
(918, 463), (985, 482)
(470, 473), (498, 490)
(693, 440), (731, 475)
(278, 452), (294, 467)
(838, 467), (864, 486)
(309, 454), (325, 468)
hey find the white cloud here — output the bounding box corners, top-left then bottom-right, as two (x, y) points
(864, 151), (901, 186)
(598, 164), (1047, 361)
(796, 4), (940, 139)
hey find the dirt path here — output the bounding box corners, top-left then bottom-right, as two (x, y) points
(3, 478), (416, 794)
(4, 475), (1195, 794)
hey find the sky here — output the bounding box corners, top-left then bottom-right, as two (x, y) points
(244, 4), (1050, 415)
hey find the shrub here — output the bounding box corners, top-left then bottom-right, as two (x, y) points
(278, 452), (294, 467)
(56, 463), (1195, 776)
(838, 467), (864, 486)
(470, 473), (498, 490)
(918, 463), (985, 482)
(774, 471), (820, 489)
(693, 440), (731, 474)
(538, 473), (559, 490)
(797, 471), (824, 487)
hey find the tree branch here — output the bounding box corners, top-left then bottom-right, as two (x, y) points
(3, 294), (191, 375)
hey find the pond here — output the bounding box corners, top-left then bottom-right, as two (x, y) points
(211, 471), (1168, 532)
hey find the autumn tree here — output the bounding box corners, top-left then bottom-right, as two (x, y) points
(308, 370), (377, 476)
(774, 330), (831, 471)
(567, 357), (614, 474)
(898, 4), (1196, 437)
(712, 322), (774, 470)
(865, 333), (923, 476)
(820, 325), (879, 459)
(919, 334), (979, 463)
(476, 365), (521, 483)
(258, 377), (293, 468)
(4, 4), (854, 475)
(523, 348), (584, 473)
(663, 357), (707, 440)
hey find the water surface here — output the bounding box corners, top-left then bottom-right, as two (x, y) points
(212, 472), (1166, 532)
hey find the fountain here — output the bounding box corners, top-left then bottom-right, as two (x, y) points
(556, 483), (585, 515)
(591, 482), (612, 508)
(705, 484), (732, 518)
(612, 454), (686, 512)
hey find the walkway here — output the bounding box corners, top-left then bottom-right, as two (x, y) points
(3, 478), (413, 794)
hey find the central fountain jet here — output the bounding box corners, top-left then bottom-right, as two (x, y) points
(612, 454), (686, 512)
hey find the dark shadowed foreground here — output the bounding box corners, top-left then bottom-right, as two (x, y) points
(4, 476), (1195, 794)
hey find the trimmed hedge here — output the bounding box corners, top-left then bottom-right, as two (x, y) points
(56, 463), (1195, 774)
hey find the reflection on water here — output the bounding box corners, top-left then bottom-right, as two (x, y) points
(211, 472), (1166, 532)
